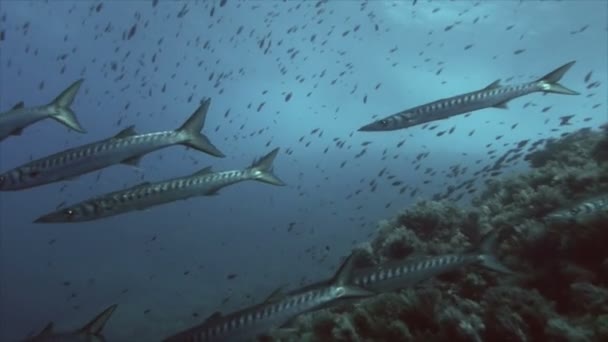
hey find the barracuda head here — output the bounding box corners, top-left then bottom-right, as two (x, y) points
(359, 112), (417, 132)
(34, 207), (82, 223)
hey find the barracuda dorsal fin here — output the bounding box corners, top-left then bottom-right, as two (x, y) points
(192, 166), (213, 177)
(37, 322), (54, 336)
(12, 101), (24, 110)
(204, 312), (222, 323)
(483, 79), (501, 90)
(263, 285), (287, 304)
(331, 253), (356, 286)
(78, 304), (118, 336)
(132, 181), (151, 188)
(112, 125), (138, 140)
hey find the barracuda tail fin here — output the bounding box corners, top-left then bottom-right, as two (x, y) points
(536, 61), (580, 95)
(477, 230), (513, 274)
(78, 304), (118, 336)
(48, 79), (86, 133)
(178, 98), (225, 158)
(249, 147), (286, 186)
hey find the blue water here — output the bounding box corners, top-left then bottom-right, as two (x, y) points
(0, 1), (606, 341)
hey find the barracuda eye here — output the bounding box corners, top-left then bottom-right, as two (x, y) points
(379, 119), (389, 126)
(64, 209), (75, 218)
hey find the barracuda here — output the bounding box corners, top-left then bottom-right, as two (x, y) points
(162, 254), (373, 342)
(22, 304), (117, 342)
(0, 79), (86, 141)
(349, 230), (512, 292)
(359, 61), (579, 132)
(545, 193), (608, 224)
(34, 148), (284, 223)
(0, 98), (224, 191)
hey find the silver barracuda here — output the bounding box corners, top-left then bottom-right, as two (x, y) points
(349, 231), (512, 292)
(34, 148), (284, 223)
(0, 98), (224, 191)
(162, 255), (373, 342)
(545, 193), (608, 224)
(22, 304), (117, 342)
(358, 61), (579, 132)
(0, 79), (86, 141)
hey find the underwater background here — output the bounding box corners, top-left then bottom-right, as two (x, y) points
(0, 1), (606, 341)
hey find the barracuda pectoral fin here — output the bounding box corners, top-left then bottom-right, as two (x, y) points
(121, 155), (142, 167)
(48, 79), (87, 133)
(113, 125), (138, 139)
(78, 304), (118, 336)
(272, 328), (298, 338)
(483, 79), (501, 90)
(12, 101), (24, 110)
(204, 189), (220, 196)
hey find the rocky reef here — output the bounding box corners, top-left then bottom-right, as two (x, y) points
(274, 127), (608, 342)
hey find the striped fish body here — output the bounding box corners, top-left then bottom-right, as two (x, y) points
(379, 81), (539, 130)
(350, 253), (482, 292)
(0, 129), (184, 191)
(40, 168), (254, 222)
(359, 61), (579, 132)
(545, 194), (608, 223)
(0, 99), (224, 191)
(163, 253), (372, 342)
(34, 148), (284, 223)
(350, 231), (512, 292)
(0, 105), (57, 138)
(164, 284), (355, 342)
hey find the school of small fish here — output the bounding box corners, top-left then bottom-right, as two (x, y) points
(0, 1), (604, 341)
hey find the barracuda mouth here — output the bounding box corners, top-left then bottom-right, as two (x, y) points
(33, 208), (77, 223)
(358, 119), (392, 132)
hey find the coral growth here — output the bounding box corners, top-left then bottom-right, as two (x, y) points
(274, 127), (608, 341)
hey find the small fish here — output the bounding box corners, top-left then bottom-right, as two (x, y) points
(22, 304), (117, 342)
(358, 61), (579, 132)
(0, 79), (86, 141)
(545, 194), (608, 223)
